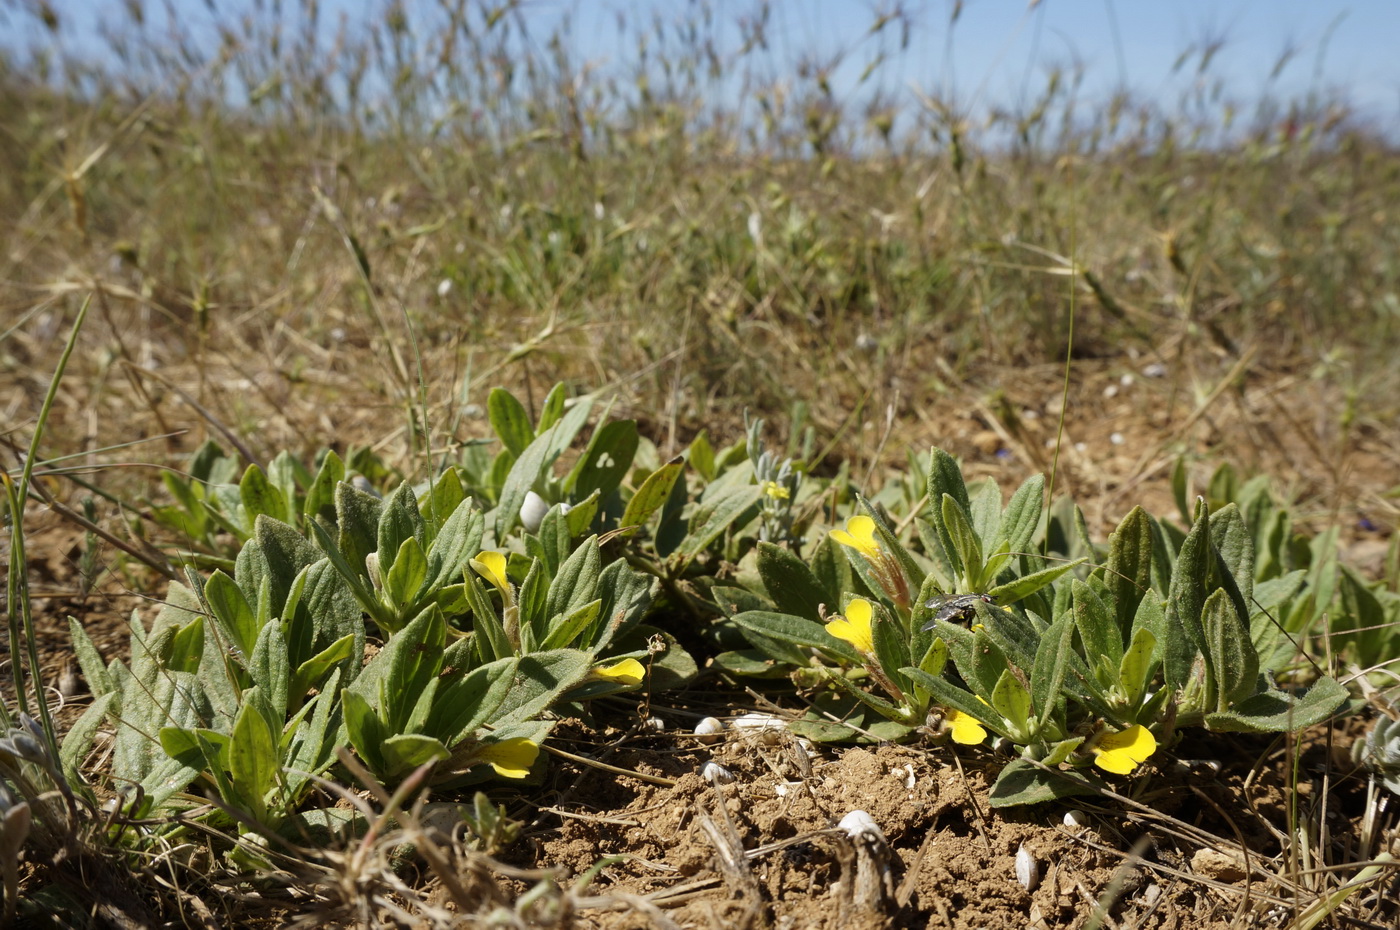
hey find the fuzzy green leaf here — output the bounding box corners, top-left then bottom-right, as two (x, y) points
(757, 541), (830, 623)
(488, 387), (535, 458)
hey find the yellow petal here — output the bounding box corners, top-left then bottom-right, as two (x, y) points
(475, 738), (538, 779)
(830, 515), (881, 560)
(1092, 725), (1157, 775)
(825, 597), (875, 654)
(762, 481), (790, 501)
(472, 551), (510, 592)
(946, 709), (988, 745)
(594, 658), (645, 685)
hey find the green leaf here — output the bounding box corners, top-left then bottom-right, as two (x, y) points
(926, 447), (972, 518)
(495, 416), (575, 541)
(384, 535), (429, 614)
(566, 419), (638, 500)
(342, 687), (387, 772)
(730, 610), (863, 666)
(424, 468), (467, 538)
(942, 493), (983, 586)
(61, 691), (117, 783)
(989, 759), (1105, 807)
(998, 473), (1045, 558)
(588, 559), (653, 652)
(1164, 499), (1211, 691)
(228, 696), (279, 822)
(966, 628), (1011, 700)
(1201, 588), (1259, 712)
(428, 657), (519, 744)
(241, 516), (322, 624)
(980, 560), (1086, 610)
(619, 458), (685, 534)
(673, 484), (763, 562)
(1338, 567), (1389, 663)
(808, 535), (850, 611)
(756, 541), (829, 623)
(823, 670), (911, 724)
(289, 633), (356, 705)
(488, 387), (535, 458)
(205, 569), (260, 659)
(1105, 506), (1152, 638)
(968, 478), (1002, 546)
(687, 431), (716, 482)
(494, 649), (593, 724)
(378, 481), (426, 578)
(304, 450), (345, 526)
(541, 600), (601, 651)
(1209, 504), (1254, 630)
(544, 537), (602, 631)
(1030, 618), (1074, 733)
(536, 382), (568, 434)
(870, 604), (912, 697)
(1204, 677), (1349, 733)
(381, 734), (450, 776)
(989, 669), (1032, 732)
(1170, 456), (1190, 527)
(464, 571), (512, 661)
(167, 615), (205, 674)
(250, 618), (291, 720)
(423, 499), (484, 600)
(564, 489), (601, 538)
(240, 464), (289, 532)
(66, 613), (111, 694)
(267, 451), (305, 524)
(1072, 579), (1121, 676)
(283, 669), (343, 794)
(158, 725), (233, 809)
(1118, 625), (1158, 709)
(900, 667), (1008, 737)
(388, 607), (448, 728)
(334, 480), (384, 586)
(516, 561), (549, 652)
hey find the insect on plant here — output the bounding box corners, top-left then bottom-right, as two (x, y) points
(921, 593), (996, 629)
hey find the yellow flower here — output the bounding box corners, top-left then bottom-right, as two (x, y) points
(946, 709), (988, 745)
(826, 597), (875, 654)
(474, 737), (538, 779)
(762, 480), (790, 500)
(830, 515), (881, 561)
(471, 551), (510, 593)
(1091, 725), (1157, 775)
(594, 658), (645, 685)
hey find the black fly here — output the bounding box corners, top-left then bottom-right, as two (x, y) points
(921, 593), (995, 630)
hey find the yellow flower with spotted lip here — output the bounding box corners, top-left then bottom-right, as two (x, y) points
(830, 515), (881, 560)
(1091, 725), (1157, 774)
(471, 551), (510, 593)
(474, 737), (538, 779)
(946, 709), (988, 745)
(826, 597), (875, 654)
(594, 658), (645, 685)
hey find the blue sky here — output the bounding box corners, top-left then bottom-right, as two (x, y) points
(11, 1), (1399, 129)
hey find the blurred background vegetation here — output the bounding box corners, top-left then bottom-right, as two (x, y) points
(2, 0), (1396, 534)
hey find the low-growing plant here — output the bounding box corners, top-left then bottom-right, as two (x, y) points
(723, 448), (1352, 806)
